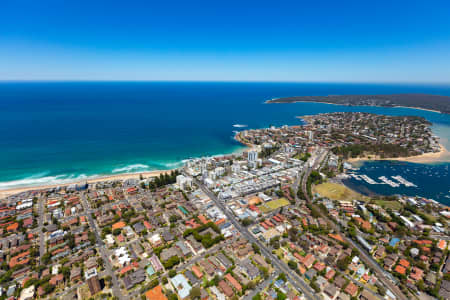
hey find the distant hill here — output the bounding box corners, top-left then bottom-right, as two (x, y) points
(267, 93), (450, 114)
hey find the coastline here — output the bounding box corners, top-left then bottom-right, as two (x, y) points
(0, 134), (253, 199)
(392, 105), (441, 114)
(347, 143), (450, 164)
(0, 170), (173, 199)
(0, 115), (447, 199)
(267, 99), (444, 114)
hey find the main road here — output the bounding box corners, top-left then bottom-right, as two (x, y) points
(192, 177), (319, 300)
(300, 151), (407, 300)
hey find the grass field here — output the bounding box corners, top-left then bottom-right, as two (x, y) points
(374, 200), (402, 210)
(260, 197), (290, 213)
(313, 182), (368, 201)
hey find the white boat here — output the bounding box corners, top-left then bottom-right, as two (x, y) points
(392, 175), (417, 187)
(379, 176), (400, 187)
(350, 173), (361, 181)
(360, 174), (377, 184)
(233, 124), (248, 128)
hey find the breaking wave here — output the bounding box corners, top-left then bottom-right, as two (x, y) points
(112, 164), (150, 173)
(0, 173), (93, 190)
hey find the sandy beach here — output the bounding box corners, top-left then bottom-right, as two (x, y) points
(271, 100), (444, 114)
(0, 135), (253, 200)
(0, 170), (173, 199)
(347, 143), (450, 164)
(392, 106), (442, 114)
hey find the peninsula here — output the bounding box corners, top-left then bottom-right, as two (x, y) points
(1, 112), (449, 300)
(267, 93), (450, 114)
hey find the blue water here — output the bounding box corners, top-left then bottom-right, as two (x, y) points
(344, 161), (450, 205)
(1, 82), (450, 197)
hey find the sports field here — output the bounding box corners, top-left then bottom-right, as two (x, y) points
(260, 197), (290, 213)
(313, 182), (367, 201)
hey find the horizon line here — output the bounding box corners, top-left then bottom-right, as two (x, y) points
(1, 79), (450, 86)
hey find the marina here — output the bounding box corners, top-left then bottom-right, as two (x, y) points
(343, 161), (450, 205)
(378, 176), (400, 187)
(347, 173), (417, 188)
(360, 174), (378, 185)
(392, 175), (417, 187)
(350, 173), (362, 180)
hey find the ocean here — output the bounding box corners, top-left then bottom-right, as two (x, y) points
(1, 81), (450, 202)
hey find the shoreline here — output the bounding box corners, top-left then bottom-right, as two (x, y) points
(0, 136), (252, 199)
(1, 119), (448, 198)
(0, 170), (173, 199)
(392, 105), (441, 114)
(347, 143), (450, 164)
(267, 99), (444, 114)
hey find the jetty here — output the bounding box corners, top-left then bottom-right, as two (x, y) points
(379, 176), (400, 187)
(392, 175), (417, 187)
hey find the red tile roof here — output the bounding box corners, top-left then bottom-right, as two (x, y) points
(225, 273), (242, 292)
(395, 265), (406, 275)
(192, 266), (203, 278)
(345, 282), (358, 297)
(145, 285), (168, 300)
(7, 222), (19, 232)
(398, 259), (410, 268)
(112, 221), (126, 230)
(9, 251), (30, 268)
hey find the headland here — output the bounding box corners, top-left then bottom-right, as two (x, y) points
(267, 93), (450, 114)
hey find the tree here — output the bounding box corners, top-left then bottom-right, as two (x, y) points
(337, 256), (351, 271)
(259, 266), (269, 279)
(61, 266), (71, 279)
(88, 232), (96, 245)
(42, 252), (52, 265)
(66, 233), (75, 249)
(277, 292), (287, 300)
(297, 184), (304, 199)
(310, 281), (320, 293)
(189, 287), (201, 299)
(241, 218), (253, 227)
(378, 285), (386, 296)
(42, 282), (55, 294)
(252, 243), (261, 254)
(277, 273), (287, 282)
(147, 279), (159, 289)
(252, 293), (262, 300)
(288, 260), (298, 270)
(385, 245), (396, 254)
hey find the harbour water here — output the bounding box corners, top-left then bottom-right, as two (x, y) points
(343, 161), (450, 205)
(1, 81), (450, 201)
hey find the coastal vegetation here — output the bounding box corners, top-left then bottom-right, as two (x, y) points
(147, 170), (180, 190)
(268, 93), (450, 114)
(332, 143), (410, 159)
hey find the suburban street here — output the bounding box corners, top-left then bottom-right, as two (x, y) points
(193, 177), (320, 300)
(300, 151), (408, 300)
(37, 196), (46, 263)
(80, 194), (125, 300)
(244, 272), (279, 300)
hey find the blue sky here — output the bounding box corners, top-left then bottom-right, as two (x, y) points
(1, 0), (450, 82)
